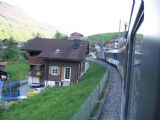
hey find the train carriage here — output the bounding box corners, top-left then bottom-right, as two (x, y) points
(103, 0), (160, 120)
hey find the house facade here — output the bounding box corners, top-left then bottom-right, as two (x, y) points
(0, 70), (8, 81)
(105, 38), (126, 50)
(69, 32), (84, 40)
(0, 62), (8, 81)
(22, 38), (89, 87)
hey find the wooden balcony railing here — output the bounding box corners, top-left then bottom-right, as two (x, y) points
(28, 57), (46, 65)
(29, 70), (44, 77)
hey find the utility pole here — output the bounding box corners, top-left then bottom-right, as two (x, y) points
(118, 19), (121, 39)
(124, 23), (127, 31)
(124, 23), (128, 39)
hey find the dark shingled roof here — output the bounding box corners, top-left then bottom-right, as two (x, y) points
(22, 38), (89, 61)
(0, 69), (8, 74)
(70, 32), (84, 37)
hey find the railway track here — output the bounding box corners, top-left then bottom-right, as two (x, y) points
(98, 63), (122, 120)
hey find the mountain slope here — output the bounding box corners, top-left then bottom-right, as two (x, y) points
(87, 32), (118, 42)
(0, 2), (58, 41)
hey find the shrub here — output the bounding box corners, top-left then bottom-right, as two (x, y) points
(28, 92), (37, 97)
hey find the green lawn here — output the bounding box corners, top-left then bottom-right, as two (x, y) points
(5, 62), (29, 81)
(1, 62), (106, 120)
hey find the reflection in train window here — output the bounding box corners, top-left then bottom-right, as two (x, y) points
(128, 23), (143, 120)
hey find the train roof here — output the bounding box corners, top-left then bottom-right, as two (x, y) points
(106, 49), (124, 53)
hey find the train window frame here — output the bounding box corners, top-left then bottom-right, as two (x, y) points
(124, 1), (144, 120)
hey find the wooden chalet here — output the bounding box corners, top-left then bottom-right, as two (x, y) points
(2, 38), (18, 46)
(22, 38), (89, 87)
(0, 62), (8, 81)
(69, 32), (84, 40)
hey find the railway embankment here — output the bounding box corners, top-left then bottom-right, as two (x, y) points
(1, 61), (106, 120)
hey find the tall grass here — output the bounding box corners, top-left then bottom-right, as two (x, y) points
(2, 62), (106, 120)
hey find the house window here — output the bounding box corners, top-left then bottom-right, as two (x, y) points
(51, 66), (59, 75)
(64, 67), (71, 80)
(35, 65), (40, 70)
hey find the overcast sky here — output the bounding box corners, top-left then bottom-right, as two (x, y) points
(2, 0), (133, 35)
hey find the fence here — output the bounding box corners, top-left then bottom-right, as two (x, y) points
(0, 79), (27, 101)
(71, 69), (109, 120)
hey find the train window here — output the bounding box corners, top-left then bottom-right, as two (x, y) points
(124, 1), (144, 120)
(127, 2), (144, 118)
(128, 23), (143, 120)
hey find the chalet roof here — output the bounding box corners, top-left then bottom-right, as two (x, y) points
(2, 39), (18, 44)
(105, 39), (117, 44)
(0, 69), (8, 74)
(22, 38), (89, 61)
(70, 32), (84, 37)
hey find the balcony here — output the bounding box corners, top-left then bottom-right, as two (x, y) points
(29, 70), (44, 77)
(28, 57), (46, 65)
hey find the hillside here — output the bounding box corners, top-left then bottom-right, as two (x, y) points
(1, 62), (106, 120)
(87, 32), (143, 43)
(0, 2), (58, 41)
(87, 32), (118, 43)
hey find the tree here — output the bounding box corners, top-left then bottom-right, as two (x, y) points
(54, 31), (64, 39)
(20, 51), (29, 61)
(32, 32), (43, 38)
(0, 40), (3, 61)
(3, 38), (19, 62)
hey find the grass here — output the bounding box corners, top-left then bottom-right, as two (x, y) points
(87, 32), (118, 42)
(1, 62), (106, 120)
(5, 62), (29, 81)
(88, 101), (100, 120)
(99, 72), (110, 100)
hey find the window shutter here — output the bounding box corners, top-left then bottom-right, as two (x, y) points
(58, 67), (60, 75)
(61, 67), (64, 80)
(49, 66), (52, 74)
